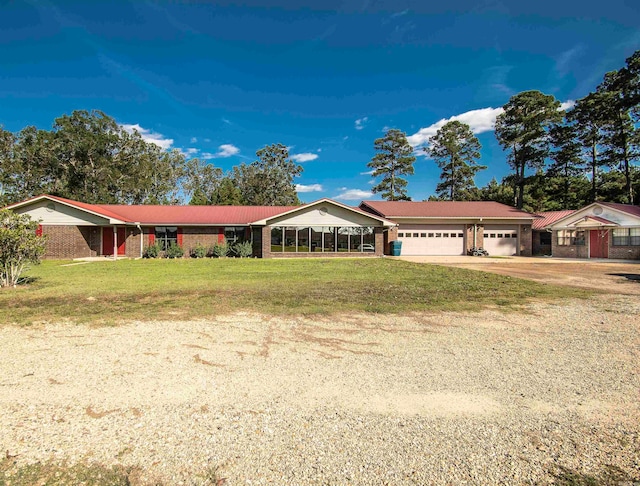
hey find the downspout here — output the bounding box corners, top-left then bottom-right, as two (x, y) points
(136, 223), (143, 258)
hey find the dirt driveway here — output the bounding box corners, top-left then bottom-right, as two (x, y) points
(397, 256), (640, 295)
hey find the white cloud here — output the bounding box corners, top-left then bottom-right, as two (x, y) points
(560, 100), (576, 111)
(179, 147), (199, 157)
(296, 183), (324, 193)
(360, 170), (375, 175)
(335, 188), (374, 200)
(121, 123), (174, 150)
(291, 152), (319, 163)
(202, 144), (240, 159)
(190, 137), (197, 143)
(407, 107), (504, 148)
(355, 117), (368, 130)
(317, 148), (322, 152)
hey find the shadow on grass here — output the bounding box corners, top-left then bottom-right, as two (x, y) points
(608, 273), (640, 282)
(551, 464), (638, 485)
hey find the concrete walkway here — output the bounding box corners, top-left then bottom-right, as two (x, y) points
(392, 255), (640, 265)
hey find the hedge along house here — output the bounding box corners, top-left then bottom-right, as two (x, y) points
(5, 195), (394, 259)
(545, 202), (640, 260)
(359, 200), (535, 256)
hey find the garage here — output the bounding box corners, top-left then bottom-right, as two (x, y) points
(397, 224), (465, 255)
(483, 225), (518, 256)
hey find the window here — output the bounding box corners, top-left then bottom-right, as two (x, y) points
(271, 227), (283, 252)
(420, 233), (427, 238)
(405, 233), (412, 238)
(428, 233), (434, 238)
(398, 232), (404, 237)
(483, 233), (488, 238)
(155, 226), (178, 251)
(458, 233), (464, 238)
(413, 233), (419, 237)
(443, 233), (449, 238)
(557, 230), (585, 246)
(225, 227), (247, 243)
(612, 228), (640, 246)
(435, 233), (442, 238)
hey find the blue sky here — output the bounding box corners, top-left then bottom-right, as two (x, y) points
(1, 0), (639, 203)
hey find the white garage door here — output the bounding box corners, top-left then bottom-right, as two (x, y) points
(397, 225), (465, 255)
(483, 225), (518, 256)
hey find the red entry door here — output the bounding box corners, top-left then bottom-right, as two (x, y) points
(589, 230), (609, 259)
(102, 228), (126, 256)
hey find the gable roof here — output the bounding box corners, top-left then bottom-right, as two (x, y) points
(549, 202), (640, 228)
(360, 200), (534, 220)
(253, 198), (396, 227)
(532, 210), (576, 230)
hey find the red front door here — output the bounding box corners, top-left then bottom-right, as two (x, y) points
(589, 229), (609, 259)
(102, 228), (126, 256)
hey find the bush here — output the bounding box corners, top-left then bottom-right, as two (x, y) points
(165, 242), (184, 259)
(190, 243), (207, 259)
(233, 240), (253, 258)
(143, 243), (161, 258)
(0, 210), (47, 288)
(211, 241), (229, 258)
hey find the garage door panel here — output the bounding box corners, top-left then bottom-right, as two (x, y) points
(398, 225), (465, 255)
(483, 225), (518, 256)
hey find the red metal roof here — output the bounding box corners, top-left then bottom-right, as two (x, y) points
(360, 200), (534, 219)
(532, 210), (576, 230)
(95, 204), (296, 225)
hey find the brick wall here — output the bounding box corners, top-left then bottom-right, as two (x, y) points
(519, 225), (533, 256)
(41, 225), (100, 259)
(180, 227), (223, 256)
(552, 236), (588, 258)
(124, 227), (142, 258)
(608, 246), (640, 260)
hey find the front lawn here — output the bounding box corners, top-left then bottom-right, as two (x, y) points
(1, 258), (589, 325)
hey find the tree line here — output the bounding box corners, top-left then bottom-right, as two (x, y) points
(1, 50), (637, 211)
(369, 49), (639, 211)
(0, 112), (303, 207)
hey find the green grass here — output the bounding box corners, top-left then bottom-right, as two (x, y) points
(0, 258), (590, 325)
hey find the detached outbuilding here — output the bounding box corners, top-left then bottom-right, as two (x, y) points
(5, 195), (394, 259)
(544, 202), (640, 260)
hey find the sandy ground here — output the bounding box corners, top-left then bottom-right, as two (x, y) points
(1, 258), (639, 484)
(396, 256), (640, 295)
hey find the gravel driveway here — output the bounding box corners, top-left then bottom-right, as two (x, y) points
(2, 291), (639, 484)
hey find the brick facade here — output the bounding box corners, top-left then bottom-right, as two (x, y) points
(41, 225), (100, 259)
(551, 229), (640, 260)
(609, 245), (640, 260)
(519, 225), (533, 257)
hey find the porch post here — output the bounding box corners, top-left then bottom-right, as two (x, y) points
(113, 225), (118, 260)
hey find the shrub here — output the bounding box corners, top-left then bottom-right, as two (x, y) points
(212, 241), (229, 258)
(166, 242), (184, 259)
(143, 243), (161, 258)
(190, 243), (207, 259)
(0, 210), (47, 288)
(234, 240), (253, 258)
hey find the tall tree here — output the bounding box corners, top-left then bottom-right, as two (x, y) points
(548, 118), (585, 208)
(368, 129), (415, 201)
(233, 143), (302, 205)
(426, 121), (485, 200)
(0, 127), (16, 206)
(183, 158), (223, 205)
(597, 52), (640, 204)
(495, 90), (562, 209)
(210, 176), (244, 205)
(569, 91), (609, 202)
